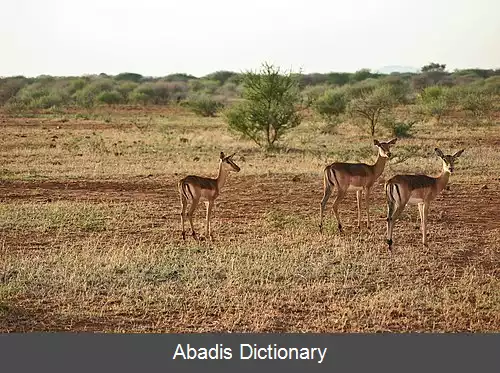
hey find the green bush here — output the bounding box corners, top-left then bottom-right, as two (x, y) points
(0, 77), (30, 105)
(224, 62), (302, 148)
(347, 85), (397, 136)
(114, 72), (143, 82)
(416, 86), (454, 123)
(128, 81), (188, 105)
(185, 95), (224, 117)
(301, 85), (329, 107)
(313, 88), (348, 121)
(73, 78), (115, 108)
(383, 120), (416, 138)
(97, 91), (123, 105)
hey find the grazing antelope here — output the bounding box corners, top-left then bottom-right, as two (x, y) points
(319, 138), (397, 233)
(385, 148), (464, 251)
(178, 152), (241, 241)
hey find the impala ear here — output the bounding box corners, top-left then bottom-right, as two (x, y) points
(434, 148), (445, 158)
(220, 152), (225, 160)
(228, 152), (236, 159)
(388, 138), (398, 145)
(373, 139), (380, 146)
(453, 149), (464, 158)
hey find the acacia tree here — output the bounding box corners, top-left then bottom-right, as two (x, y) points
(224, 63), (302, 149)
(347, 85), (396, 136)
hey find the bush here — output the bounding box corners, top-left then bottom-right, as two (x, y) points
(97, 91), (122, 105)
(301, 85), (329, 107)
(345, 78), (379, 98)
(459, 90), (493, 117)
(73, 78), (115, 108)
(416, 86), (454, 123)
(313, 88), (348, 122)
(128, 81), (187, 105)
(114, 72), (143, 82)
(185, 95), (224, 117)
(347, 85), (396, 136)
(0, 77), (30, 105)
(224, 62), (302, 148)
(383, 119), (416, 138)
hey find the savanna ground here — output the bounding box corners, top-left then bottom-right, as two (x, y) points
(0, 106), (499, 332)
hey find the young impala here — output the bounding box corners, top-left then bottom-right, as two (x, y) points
(178, 152), (241, 241)
(385, 148), (464, 251)
(319, 138), (397, 233)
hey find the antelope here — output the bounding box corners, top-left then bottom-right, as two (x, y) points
(178, 152), (241, 241)
(319, 138), (397, 233)
(385, 148), (464, 251)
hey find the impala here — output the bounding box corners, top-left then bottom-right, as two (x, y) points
(319, 138), (397, 233)
(385, 148), (464, 250)
(178, 152), (241, 241)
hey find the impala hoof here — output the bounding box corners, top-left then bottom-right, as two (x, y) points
(386, 239), (393, 251)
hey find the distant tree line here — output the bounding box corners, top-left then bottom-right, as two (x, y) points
(1, 62), (499, 131)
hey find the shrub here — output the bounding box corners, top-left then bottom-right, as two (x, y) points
(347, 85), (396, 136)
(0, 77), (30, 105)
(114, 72), (143, 82)
(416, 86), (454, 124)
(97, 91), (122, 105)
(185, 95), (224, 117)
(346, 79), (379, 98)
(203, 71), (238, 85)
(458, 89), (494, 117)
(313, 88), (348, 122)
(128, 81), (187, 105)
(116, 81), (138, 99)
(301, 85), (329, 107)
(383, 119), (417, 138)
(73, 78), (115, 108)
(224, 62), (302, 149)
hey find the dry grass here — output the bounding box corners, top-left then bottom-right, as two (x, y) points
(0, 106), (499, 332)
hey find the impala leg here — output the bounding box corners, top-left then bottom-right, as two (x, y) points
(206, 200), (214, 240)
(356, 190), (362, 230)
(365, 188), (371, 230)
(422, 202), (429, 246)
(417, 202), (423, 229)
(332, 189), (346, 233)
(188, 198), (199, 239)
(319, 181), (332, 233)
(180, 195), (187, 240)
(386, 200), (406, 251)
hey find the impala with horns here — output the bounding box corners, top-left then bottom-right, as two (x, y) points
(178, 152), (240, 241)
(319, 138), (397, 233)
(385, 148), (464, 251)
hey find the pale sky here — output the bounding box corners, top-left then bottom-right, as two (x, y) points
(2, 0), (499, 77)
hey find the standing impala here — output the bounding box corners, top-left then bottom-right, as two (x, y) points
(385, 148), (464, 251)
(178, 152), (240, 241)
(319, 138), (397, 233)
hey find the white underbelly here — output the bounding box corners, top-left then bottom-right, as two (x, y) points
(408, 197), (424, 205)
(347, 185), (364, 191)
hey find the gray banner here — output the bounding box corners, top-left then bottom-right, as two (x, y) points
(0, 333), (498, 372)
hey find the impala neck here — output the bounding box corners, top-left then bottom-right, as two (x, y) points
(216, 162), (229, 191)
(372, 153), (388, 178)
(436, 168), (451, 193)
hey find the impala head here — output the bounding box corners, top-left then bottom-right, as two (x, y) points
(220, 152), (241, 173)
(374, 138), (397, 158)
(435, 148), (464, 174)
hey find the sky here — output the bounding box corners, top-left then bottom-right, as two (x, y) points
(2, 0), (499, 77)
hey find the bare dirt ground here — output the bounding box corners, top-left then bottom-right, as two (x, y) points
(1, 110), (499, 332)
